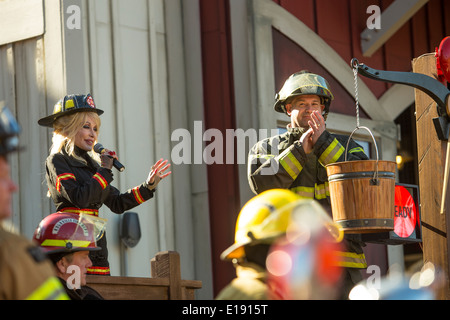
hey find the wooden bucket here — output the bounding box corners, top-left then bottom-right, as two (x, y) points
(325, 127), (396, 234)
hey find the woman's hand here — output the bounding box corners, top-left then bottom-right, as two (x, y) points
(100, 149), (118, 170)
(146, 158), (172, 190)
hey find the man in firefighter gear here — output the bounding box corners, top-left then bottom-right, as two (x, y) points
(0, 107), (68, 300)
(247, 71), (368, 297)
(33, 212), (106, 300)
(216, 189), (346, 300)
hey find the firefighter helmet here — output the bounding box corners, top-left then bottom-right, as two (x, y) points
(274, 71), (334, 117)
(0, 106), (21, 156)
(38, 93), (104, 128)
(220, 189), (301, 261)
(436, 36), (450, 83)
(33, 212), (106, 254)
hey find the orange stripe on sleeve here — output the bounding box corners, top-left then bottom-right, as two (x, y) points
(132, 187), (145, 204)
(56, 173), (76, 192)
(93, 173), (108, 190)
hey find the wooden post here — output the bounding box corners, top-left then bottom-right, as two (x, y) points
(413, 53), (450, 299)
(151, 251), (182, 300)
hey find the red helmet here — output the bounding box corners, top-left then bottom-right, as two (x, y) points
(33, 212), (106, 254)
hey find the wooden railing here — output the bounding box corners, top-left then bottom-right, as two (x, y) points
(86, 251), (202, 300)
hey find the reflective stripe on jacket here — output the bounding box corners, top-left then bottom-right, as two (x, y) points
(26, 277), (69, 300)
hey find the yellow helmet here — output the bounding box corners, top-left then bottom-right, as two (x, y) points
(220, 189), (301, 261)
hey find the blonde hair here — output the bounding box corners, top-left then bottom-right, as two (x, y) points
(50, 112), (101, 163)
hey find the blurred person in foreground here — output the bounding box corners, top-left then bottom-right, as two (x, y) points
(0, 106), (68, 300)
(216, 189), (345, 300)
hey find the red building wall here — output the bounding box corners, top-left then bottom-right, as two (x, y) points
(199, 0), (241, 296)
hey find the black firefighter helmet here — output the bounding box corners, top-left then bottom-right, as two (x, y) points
(38, 94), (104, 128)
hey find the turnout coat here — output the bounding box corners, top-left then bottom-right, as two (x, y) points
(45, 146), (154, 275)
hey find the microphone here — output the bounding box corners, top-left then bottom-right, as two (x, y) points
(94, 143), (125, 172)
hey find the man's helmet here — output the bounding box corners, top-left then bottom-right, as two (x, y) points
(0, 106), (21, 156)
(33, 212), (106, 255)
(274, 71), (334, 117)
(220, 189), (301, 261)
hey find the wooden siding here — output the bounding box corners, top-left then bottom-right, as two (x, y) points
(0, 38), (52, 237)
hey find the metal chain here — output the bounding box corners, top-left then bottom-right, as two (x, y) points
(353, 65), (360, 128)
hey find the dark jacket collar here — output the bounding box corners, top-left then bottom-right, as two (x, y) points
(283, 124), (307, 143)
(61, 145), (99, 170)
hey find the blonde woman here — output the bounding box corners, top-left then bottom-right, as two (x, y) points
(38, 94), (171, 275)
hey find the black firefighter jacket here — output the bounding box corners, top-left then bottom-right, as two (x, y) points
(45, 146), (155, 273)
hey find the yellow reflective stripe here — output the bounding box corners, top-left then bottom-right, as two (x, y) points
(335, 251), (367, 269)
(336, 251), (367, 259)
(349, 147), (365, 154)
(93, 173), (108, 189)
(56, 173), (76, 192)
(87, 266), (111, 275)
(319, 138), (345, 165)
(41, 239), (91, 248)
(280, 151), (303, 180)
(26, 277), (69, 300)
(315, 182), (330, 200)
(291, 186), (314, 199)
(60, 207), (99, 216)
(336, 261), (368, 268)
(292, 184), (330, 200)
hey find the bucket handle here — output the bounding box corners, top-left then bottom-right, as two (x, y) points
(345, 126), (380, 186)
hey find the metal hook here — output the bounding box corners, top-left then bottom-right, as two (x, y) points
(351, 58), (360, 69)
